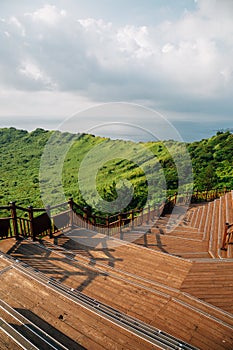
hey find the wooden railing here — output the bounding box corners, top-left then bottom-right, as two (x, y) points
(191, 188), (230, 203)
(0, 202), (71, 242)
(71, 200), (165, 237)
(221, 222), (233, 251)
(0, 187), (231, 241)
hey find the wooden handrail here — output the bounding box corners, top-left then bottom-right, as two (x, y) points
(221, 222), (233, 250)
(0, 187), (231, 240)
(0, 206), (11, 210)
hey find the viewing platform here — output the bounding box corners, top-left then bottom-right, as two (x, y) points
(1, 189), (233, 349)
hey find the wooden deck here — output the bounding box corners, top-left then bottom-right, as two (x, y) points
(0, 255), (167, 350)
(1, 236), (233, 349)
(132, 191), (233, 259)
(1, 191), (233, 349)
(180, 260), (233, 313)
(0, 326), (23, 350)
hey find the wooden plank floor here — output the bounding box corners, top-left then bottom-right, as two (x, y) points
(41, 239), (233, 328)
(0, 262), (163, 350)
(1, 240), (233, 349)
(130, 192), (233, 259)
(133, 233), (209, 258)
(0, 328), (23, 350)
(1, 191), (233, 349)
(180, 260), (233, 313)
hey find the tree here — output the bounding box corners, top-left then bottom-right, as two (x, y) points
(196, 164), (218, 190)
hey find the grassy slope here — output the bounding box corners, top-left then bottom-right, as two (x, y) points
(0, 128), (51, 207)
(0, 127), (232, 211)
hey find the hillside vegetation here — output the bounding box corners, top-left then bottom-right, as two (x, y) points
(0, 127), (232, 212)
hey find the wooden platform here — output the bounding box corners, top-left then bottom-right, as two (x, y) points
(0, 254), (167, 350)
(131, 191), (233, 260)
(1, 191), (233, 349)
(1, 236), (233, 349)
(180, 260), (233, 313)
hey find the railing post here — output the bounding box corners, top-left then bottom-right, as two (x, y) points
(118, 213), (123, 239)
(152, 203), (156, 220)
(93, 215), (96, 231)
(221, 223), (229, 251)
(106, 216), (110, 236)
(10, 201), (19, 240)
(28, 206), (35, 241)
(174, 192), (178, 205)
(147, 205), (150, 224)
(68, 197), (74, 229)
(131, 210), (134, 230)
(140, 208), (143, 225)
(83, 206), (90, 229)
(84, 211), (87, 228)
(185, 191), (189, 204)
(46, 204), (53, 239)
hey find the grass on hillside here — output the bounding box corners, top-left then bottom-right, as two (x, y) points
(0, 127), (232, 215)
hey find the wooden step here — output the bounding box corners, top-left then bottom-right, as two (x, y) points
(180, 260), (233, 313)
(0, 266), (159, 350)
(133, 233), (208, 257)
(38, 239), (233, 328)
(2, 249), (233, 350)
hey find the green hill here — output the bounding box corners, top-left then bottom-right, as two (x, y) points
(0, 127), (232, 212)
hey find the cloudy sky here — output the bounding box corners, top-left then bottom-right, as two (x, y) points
(0, 0), (233, 140)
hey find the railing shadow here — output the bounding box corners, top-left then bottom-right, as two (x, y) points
(54, 230), (124, 269)
(7, 240), (108, 293)
(13, 308), (86, 349)
(133, 232), (169, 254)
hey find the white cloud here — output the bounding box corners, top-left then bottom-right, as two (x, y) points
(198, 0), (233, 20)
(4, 31), (10, 38)
(78, 18), (112, 32)
(162, 43), (174, 53)
(0, 1), (233, 121)
(220, 68), (233, 84)
(18, 59), (57, 89)
(116, 25), (156, 61)
(9, 16), (25, 36)
(0, 88), (93, 118)
(25, 4), (66, 26)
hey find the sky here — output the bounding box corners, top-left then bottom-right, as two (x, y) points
(0, 0), (233, 141)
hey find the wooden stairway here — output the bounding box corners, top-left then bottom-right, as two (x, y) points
(130, 191), (233, 260)
(1, 190), (233, 349)
(1, 238), (233, 349)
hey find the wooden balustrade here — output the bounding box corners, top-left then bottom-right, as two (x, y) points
(0, 187), (231, 241)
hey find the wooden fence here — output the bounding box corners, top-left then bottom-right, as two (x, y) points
(0, 201), (72, 242)
(71, 201), (165, 237)
(0, 187), (231, 241)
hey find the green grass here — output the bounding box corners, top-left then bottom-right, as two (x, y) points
(0, 127), (232, 214)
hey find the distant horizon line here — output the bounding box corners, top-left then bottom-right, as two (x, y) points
(0, 123), (232, 144)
